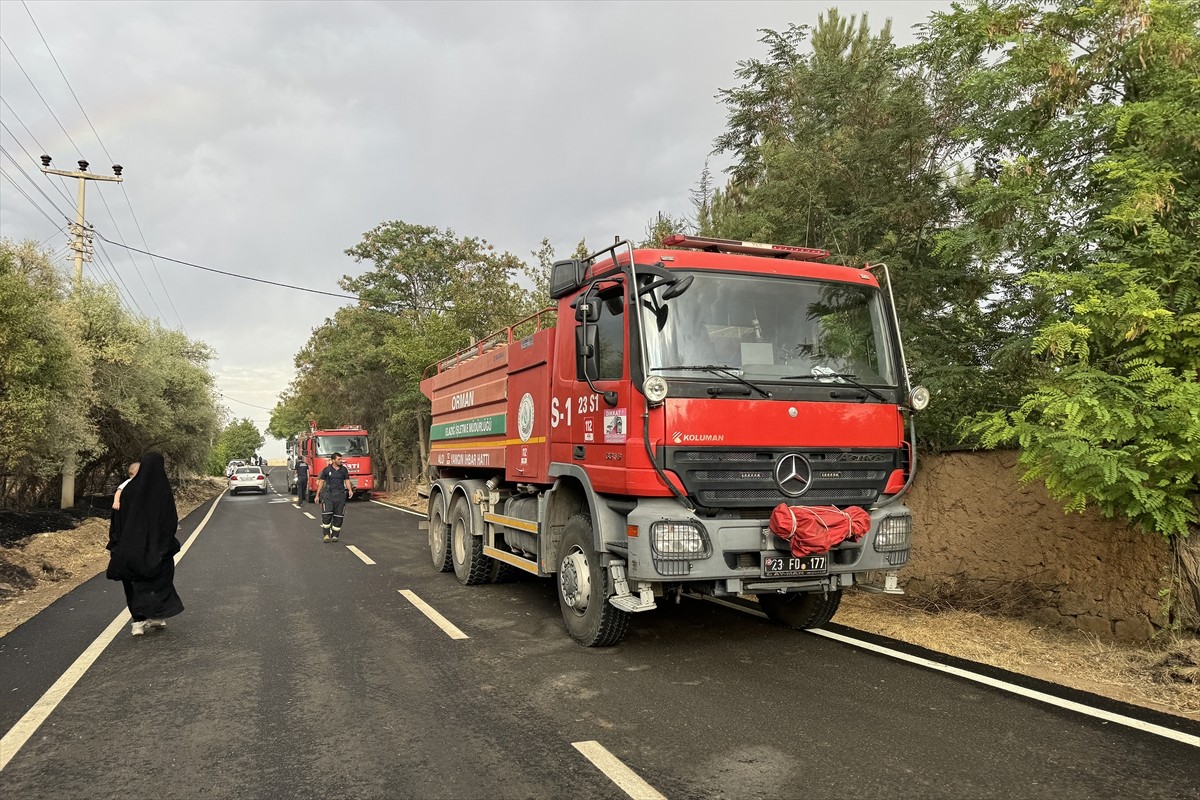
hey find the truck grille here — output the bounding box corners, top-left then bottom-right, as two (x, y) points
(664, 448), (897, 511)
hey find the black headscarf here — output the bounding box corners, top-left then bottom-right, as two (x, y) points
(106, 452), (181, 581)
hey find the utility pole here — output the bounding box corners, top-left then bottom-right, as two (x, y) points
(39, 155), (123, 507)
(39, 155), (123, 290)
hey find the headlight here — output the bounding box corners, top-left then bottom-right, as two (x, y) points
(873, 515), (912, 552)
(643, 376), (669, 405)
(649, 521), (711, 559)
(909, 385), (930, 411)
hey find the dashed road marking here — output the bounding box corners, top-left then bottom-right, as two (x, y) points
(303, 512), (316, 520)
(398, 590), (468, 640)
(572, 741), (666, 800)
(346, 545), (375, 565)
(1, 493), (223, 771)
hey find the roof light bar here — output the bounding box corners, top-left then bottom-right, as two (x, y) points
(662, 234), (830, 261)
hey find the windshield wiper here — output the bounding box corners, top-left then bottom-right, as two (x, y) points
(781, 372), (889, 403)
(654, 365), (772, 399)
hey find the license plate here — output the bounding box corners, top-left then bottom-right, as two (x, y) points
(762, 553), (828, 578)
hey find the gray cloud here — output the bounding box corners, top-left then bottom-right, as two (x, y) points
(1, 0), (946, 455)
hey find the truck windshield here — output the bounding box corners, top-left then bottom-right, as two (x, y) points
(641, 271), (897, 386)
(314, 436), (369, 456)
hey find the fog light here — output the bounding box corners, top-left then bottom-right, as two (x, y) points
(649, 521), (711, 559)
(873, 515), (911, 552)
(909, 385), (930, 411)
(643, 376), (668, 405)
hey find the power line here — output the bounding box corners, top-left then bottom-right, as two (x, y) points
(18, 2), (187, 333)
(217, 392), (277, 412)
(0, 35), (84, 161)
(0, 144), (72, 218)
(0, 114), (74, 208)
(94, 237), (146, 315)
(92, 231), (362, 300)
(0, 165), (62, 228)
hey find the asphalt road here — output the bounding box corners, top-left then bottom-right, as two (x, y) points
(1, 468), (1197, 800)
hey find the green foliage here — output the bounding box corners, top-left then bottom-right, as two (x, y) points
(0, 239), (222, 505)
(710, 9), (1021, 448)
(0, 240), (92, 490)
(274, 221), (544, 485)
(922, 0), (1200, 539)
(207, 418), (264, 475)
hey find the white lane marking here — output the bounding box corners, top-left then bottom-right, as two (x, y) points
(291, 503), (300, 509)
(1, 493), (223, 771)
(701, 596), (1200, 748)
(398, 590), (468, 640)
(346, 545), (375, 565)
(572, 741), (666, 800)
(370, 499), (426, 517)
(303, 512), (316, 520)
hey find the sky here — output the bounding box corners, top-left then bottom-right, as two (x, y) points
(1, 0), (948, 458)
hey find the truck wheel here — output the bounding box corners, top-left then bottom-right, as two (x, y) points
(428, 495), (452, 573)
(450, 497), (489, 585)
(488, 559), (519, 583)
(758, 590), (842, 630)
(557, 515), (630, 647)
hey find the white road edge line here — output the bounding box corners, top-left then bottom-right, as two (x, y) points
(398, 590), (468, 640)
(303, 512), (316, 520)
(572, 740), (666, 800)
(1, 492), (224, 771)
(346, 545), (375, 565)
(370, 499), (426, 517)
(700, 596), (1200, 748)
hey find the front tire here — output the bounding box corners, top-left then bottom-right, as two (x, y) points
(557, 515), (630, 647)
(758, 590), (842, 630)
(450, 497), (489, 585)
(428, 495), (452, 572)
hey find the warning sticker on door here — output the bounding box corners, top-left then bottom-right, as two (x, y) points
(604, 409), (627, 443)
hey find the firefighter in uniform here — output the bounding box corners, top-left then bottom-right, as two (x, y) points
(316, 452), (354, 542)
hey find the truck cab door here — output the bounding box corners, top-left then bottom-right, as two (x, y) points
(572, 280), (631, 492)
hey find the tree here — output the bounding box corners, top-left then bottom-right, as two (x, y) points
(208, 418), (264, 474)
(0, 240), (92, 504)
(921, 0), (1200, 625)
(710, 9), (1015, 449)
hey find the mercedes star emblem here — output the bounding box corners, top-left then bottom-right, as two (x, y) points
(774, 453), (813, 497)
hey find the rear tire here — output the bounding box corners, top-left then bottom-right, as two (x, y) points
(428, 495), (452, 572)
(758, 590), (842, 630)
(556, 515), (629, 647)
(450, 497), (489, 585)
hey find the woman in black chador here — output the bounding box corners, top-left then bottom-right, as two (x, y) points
(106, 452), (184, 636)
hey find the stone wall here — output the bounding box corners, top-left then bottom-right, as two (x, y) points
(901, 450), (1172, 640)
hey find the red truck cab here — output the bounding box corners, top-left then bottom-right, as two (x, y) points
(421, 235), (926, 646)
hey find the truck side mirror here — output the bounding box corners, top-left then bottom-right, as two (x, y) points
(575, 324), (599, 381)
(550, 259), (586, 299)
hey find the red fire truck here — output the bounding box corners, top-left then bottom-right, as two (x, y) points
(291, 423), (374, 501)
(420, 235), (927, 646)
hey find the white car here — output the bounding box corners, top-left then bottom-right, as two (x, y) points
(225, 459), (246, 478)
(229, 466), (266, 495)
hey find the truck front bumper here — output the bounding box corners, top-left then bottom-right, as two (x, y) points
(618, 498), (911, 595)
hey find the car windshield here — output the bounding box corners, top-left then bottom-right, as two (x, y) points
(642, 270), (898, 385)
(314, 435), (369, 456)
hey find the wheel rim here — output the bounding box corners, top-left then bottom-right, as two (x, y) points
(559, 546), (591, 614)
(453, 517), (466, 564)
(429, 509), (445, 561)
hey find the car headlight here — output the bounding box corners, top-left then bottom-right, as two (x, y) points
(649, 520), (711, 559)
(873, 515), (912, 552)
(643, 376), (668, 406)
